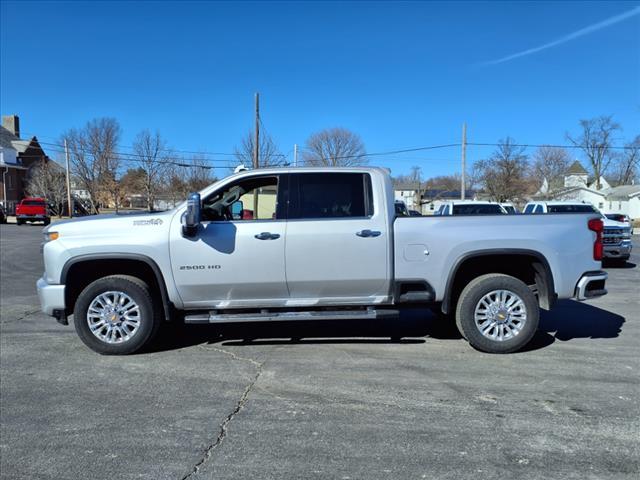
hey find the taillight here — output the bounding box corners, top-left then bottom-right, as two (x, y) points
(588, 218), (603, 261)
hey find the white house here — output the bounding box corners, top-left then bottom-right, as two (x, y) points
(599, 185), (640, 219)
(538, 161), (640, 219)
(394, 188), (420, 210)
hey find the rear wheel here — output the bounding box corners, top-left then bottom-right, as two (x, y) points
(455, 274), (539, 354)
(16, 219), (23, 226)
(73, 275), (161, 355)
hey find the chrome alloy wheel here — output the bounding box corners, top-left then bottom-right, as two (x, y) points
(473, 289), (527, 342)
(86, 291), (141, 344)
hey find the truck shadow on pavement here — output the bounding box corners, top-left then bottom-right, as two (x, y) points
(603, 260), (636, 269)
(150, 300), (625, 353)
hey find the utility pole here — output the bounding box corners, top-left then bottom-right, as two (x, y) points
(253, 92), (260, 218)
(254, 92), (260, 169)
(294, 144), (298, 167)
(64, 139), (73, 218)
(461, 122), (467, 200)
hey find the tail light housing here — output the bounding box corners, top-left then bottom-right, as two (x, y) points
(588, 218), (603, 261)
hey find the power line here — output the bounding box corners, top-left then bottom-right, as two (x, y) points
(467, 142), (634, 151)
(18, 133), (242, 158)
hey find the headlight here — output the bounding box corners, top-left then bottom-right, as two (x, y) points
(44, 231), (59, 242)
(622, 228), (631, 239)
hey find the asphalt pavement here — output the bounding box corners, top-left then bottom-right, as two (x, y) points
(1, 223), (638, 479)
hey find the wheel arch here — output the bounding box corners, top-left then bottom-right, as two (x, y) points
(441, 249), (556, 315)
(61, 253), (173, 321)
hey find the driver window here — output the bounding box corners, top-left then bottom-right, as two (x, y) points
(201, 176), (279, 222)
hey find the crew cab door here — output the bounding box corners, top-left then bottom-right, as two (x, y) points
(284, 172), (390, 304)
(169, 174), (289, 308)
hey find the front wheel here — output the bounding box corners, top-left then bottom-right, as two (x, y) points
(455, 274), (539, 354)
(73, 275), (161, 355)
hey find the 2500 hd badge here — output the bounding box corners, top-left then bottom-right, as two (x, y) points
(179, 264), (222, 270)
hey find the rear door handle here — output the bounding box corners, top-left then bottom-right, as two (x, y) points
(255, 232), (280, 240)
(356, 230), (381, 238)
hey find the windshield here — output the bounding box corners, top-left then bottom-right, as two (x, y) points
(22, 200), (46, 206)
(547, 204), (597, 213)
(452, 204), (506, 215)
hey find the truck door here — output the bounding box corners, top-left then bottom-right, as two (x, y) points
(284, 172), (390, 303)
(169, 174), (289, 308)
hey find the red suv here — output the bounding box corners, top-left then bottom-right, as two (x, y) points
(16, 197), (50, 225)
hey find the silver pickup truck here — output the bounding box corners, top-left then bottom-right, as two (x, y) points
(37, 167), (608, 355)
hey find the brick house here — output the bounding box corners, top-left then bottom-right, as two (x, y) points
(0, 115), (51, 213)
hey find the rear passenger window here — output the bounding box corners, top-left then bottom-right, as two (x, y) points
(523, 205), (535, 214)
(289, 173), (373, 219)
(534, 205), (543, 214)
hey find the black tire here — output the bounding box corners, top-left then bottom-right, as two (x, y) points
(43, 218), (50, 226)
(73, 275), (161, 355)
(16, 219), (23, 226)
(455, 273), (539, 354)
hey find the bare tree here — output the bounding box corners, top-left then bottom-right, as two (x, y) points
(132, 130), (170, 211)
(476, 138), (532, 202)
(26, 161), (67, 215)
(63, 118), (121, 213)
(187, 156), (216, 192)
(119, 167), (146, 207)
(424, 174), (463, 192)
(234, 131), (284, 168)
(531, 146), (571, 191)
(610, 135), (640, 186)
(162, 165), (188, 207)
(303, 128), (367, 167)
(164, 155), (216, 198)
(566, 115), (621, 189)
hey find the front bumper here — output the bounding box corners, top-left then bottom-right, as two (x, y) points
(574, 271), (608, 301)
(36, 276), (66, 316)
(603, 240), (632, 259)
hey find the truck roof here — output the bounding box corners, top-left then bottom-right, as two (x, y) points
(527, 200), (592, 206)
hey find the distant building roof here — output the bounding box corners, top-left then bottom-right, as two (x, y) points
(604, 185), (640, 200)
(0, 126), (18, 150)
(566, 161), (588, 175)
(0, 126), (38, 154)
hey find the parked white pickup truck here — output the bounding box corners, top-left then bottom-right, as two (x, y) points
(38, 167), (608, 355)
(523, 201), (633, 262)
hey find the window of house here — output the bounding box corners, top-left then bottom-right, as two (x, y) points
(598, 202), (604, 209)
(201, 176), (279, 222)
(289, 173), (373, 219)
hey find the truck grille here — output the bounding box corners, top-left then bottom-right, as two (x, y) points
(603, 236), (622, 245)
(604, 228), (623, 236)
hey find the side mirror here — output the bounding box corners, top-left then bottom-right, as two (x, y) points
(182, 192), (201, 237)
(231, 200), (244, 220)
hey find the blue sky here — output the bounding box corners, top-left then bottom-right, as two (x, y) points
(1, 0), (639, 177)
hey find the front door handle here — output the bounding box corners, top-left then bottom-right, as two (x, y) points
(255, 232), (280, 240)
(356, 230), (381, 238)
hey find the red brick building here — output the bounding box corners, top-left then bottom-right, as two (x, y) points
(0, 115), (51, 213)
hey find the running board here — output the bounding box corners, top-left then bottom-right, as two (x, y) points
(184, 308), (399, 324)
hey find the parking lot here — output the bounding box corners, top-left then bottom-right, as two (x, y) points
(0, 223), (638, 480)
